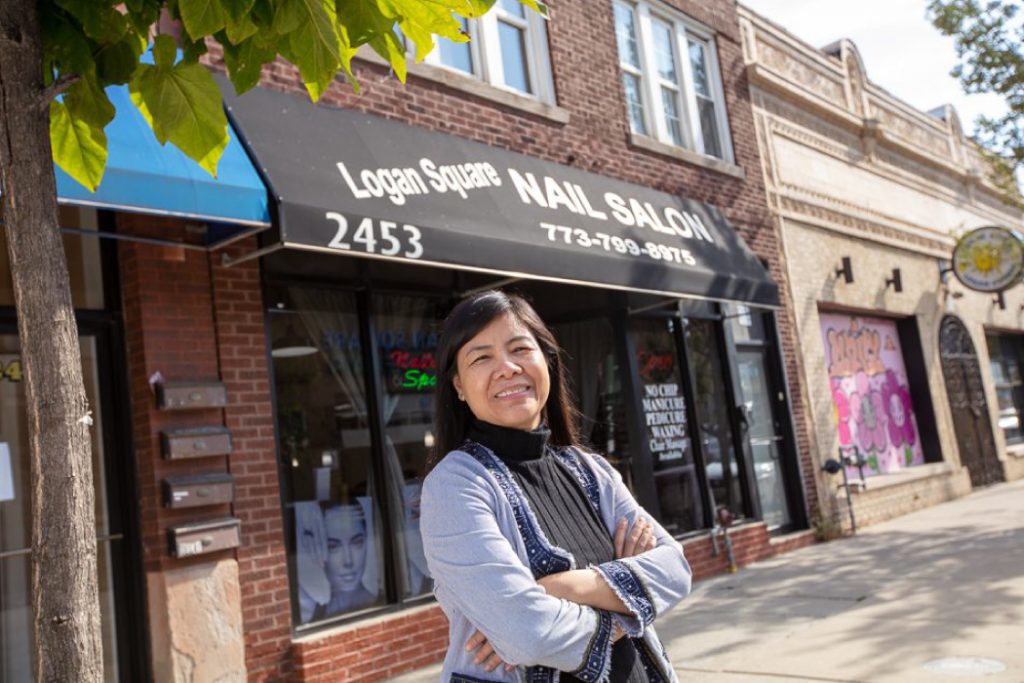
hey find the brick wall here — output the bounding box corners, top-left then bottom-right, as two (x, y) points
(197, 0), (817, 679)
(210, 241), (294, 681)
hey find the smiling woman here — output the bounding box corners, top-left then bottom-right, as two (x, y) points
(421, 290), (692, 682)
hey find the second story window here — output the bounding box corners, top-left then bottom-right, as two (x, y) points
(613, 1), (732, 161)
(424, 0), (556, 103)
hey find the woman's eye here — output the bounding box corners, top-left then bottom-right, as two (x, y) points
(471, 355), (489, 365)
(327, 540), (340, 551)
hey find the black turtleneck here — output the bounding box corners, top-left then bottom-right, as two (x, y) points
(466, 420), (647, 683)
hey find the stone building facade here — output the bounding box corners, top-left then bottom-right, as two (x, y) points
(739, 6), (1024, 534)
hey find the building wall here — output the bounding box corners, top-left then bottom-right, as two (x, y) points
(739, 6), (1024, 531)
(179, 1), (823, 679)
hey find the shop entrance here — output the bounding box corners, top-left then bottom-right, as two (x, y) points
(939, 316), (1004, 488)
(624, 304), (751, 536)
(0, 329), (138, 682)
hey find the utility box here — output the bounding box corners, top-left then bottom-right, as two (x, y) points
(168, 517), (241, 558)
(163, 473), (236, 509)
(156, 381), (228, 410)
(161, 426), (233, 460)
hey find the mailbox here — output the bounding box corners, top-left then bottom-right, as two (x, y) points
(156, 382), (228, 410)
(163, 473), (235, 509)
(161, 426), (233, 460)
(168, 517), (241, 558)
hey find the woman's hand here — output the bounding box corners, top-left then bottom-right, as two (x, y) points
(466, 629), (516, 673)
(614, 516), (657, 559)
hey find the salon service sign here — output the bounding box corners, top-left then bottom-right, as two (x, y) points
(951, 226), (1024, 293)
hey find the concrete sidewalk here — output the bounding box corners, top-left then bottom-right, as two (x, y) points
(389, 479), (1024, 682)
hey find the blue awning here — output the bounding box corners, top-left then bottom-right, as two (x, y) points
(55, 83), (270, 227)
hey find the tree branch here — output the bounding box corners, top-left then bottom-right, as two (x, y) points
(37, 73), (80, 111)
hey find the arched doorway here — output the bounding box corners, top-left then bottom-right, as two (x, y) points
(939, 315), (1004, 488)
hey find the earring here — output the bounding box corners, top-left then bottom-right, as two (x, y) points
(457, 392), (465, 401)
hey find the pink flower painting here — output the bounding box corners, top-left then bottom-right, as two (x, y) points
(850, 372), (887, 454)
(831, 377), (852, 446)
(882, 369), (916, 448)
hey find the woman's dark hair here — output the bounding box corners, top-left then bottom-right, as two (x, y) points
(428, 290), (579, 471)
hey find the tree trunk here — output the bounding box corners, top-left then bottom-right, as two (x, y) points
(0, 1), (103, 681)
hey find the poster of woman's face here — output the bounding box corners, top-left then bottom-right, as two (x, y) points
(294, 499), (379, 623)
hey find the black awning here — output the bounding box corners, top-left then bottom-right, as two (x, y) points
(222, 84), (779, 307)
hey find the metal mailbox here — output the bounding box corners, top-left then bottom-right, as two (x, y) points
(156, 381), (228, 410)
(168, 517), (241, 558)
(163, 473), (235, 509)
(161, 426), (233, 460)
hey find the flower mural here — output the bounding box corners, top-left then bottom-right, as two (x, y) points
(831, 377), (852, 446)
(820, 314), (927, 476)
(882, 369), (916, 448)
(851, 372), (887, 454)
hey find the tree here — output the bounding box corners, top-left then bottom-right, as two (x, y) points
(0, 0), (543, 680)
(928, 0), (1023, 195)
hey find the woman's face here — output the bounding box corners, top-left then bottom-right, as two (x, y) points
(324, 506), (368, 593)
(453, 313), (551, 431)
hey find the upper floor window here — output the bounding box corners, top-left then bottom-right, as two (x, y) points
(423, 0), (556, 103)
(613, 1), (732, 161)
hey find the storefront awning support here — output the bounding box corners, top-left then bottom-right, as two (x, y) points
(220, 242), (285, 268)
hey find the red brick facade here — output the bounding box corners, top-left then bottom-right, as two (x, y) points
(115, 1), (819, 680)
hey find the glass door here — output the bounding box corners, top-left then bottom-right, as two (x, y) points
(0, 334), (125, 682)
(735, 349), (791, 529)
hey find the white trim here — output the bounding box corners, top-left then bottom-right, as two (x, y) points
(612, 0), (733, 162)
(418, 8), (555, 105)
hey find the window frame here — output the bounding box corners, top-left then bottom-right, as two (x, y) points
(613, 0), (734, 163)
(986, 332), (1024, 446)
(419, 6), (556, 104)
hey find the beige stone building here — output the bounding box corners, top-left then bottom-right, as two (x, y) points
(739, 6), (1024, 530)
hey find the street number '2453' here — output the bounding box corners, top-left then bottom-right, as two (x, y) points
(326, 212), (424, 259)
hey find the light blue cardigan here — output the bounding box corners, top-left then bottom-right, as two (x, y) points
(421, 441), (692, 683)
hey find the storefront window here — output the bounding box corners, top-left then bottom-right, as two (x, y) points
(370, 294), (441, 599)
(556, 318), (632, 486)
(0, 206), (105, 309)
(985, 333), (1024, 445)
(820, 313), (925, 475)
(630, 317), (704, 534)
(684, 318), (746, 520)
(271, 287), (386, 624)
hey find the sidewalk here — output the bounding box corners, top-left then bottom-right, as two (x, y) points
(389, 479), (1024, 682)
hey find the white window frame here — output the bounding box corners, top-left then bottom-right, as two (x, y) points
(613, 0), (734, 163)
(419, 6), (556, 104)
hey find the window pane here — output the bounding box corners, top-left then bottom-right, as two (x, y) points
(371, 294), (442, 600)
(613, 4), (641, 69)
(685, 318), (747, 521)
(497, 20), (531, 93)
(555, 318), (633, 486)
(499, 0), (526, 18)
(661, 87), (684, 146)
(271, 287), (387, 624)
(630, 318), (705, 535)
(651, 20), (677, 83)
(622, 72), (646, 135)
(697, 96), (723, 158)
(437, 16), (473, 73)
(688, 38), (711, 97)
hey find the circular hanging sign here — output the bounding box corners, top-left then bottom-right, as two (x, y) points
(951, 226), (1024, 293)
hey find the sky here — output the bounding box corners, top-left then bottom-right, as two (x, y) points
(741, 0), (1009, 135)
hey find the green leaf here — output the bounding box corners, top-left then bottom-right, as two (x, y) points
(226, 14), (260, 44)
(517, 0), (547, 17)
(222, 0), (257, 21)
(129, 59), (229, 176)
(65, 74), (116, 129)
(397, 18), (435, 63)
(50, 99), (108, 192)
(152, 34), (178, 68)
(369, 30), (406, 82)
(276, 0), (343, 101)
(336, 0), (396, 46)
(223, 37), (276, 94)
(40, 9), (95, 77)
(179, 0), (229, 38)
(55, 0), (130, 42)
(386, 0), (469, 43)
(96, 34), (146, 85)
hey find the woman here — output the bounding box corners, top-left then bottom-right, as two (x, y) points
(421, 291), (692, 682)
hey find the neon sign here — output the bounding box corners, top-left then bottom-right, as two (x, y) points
(387, 350), (437, 393)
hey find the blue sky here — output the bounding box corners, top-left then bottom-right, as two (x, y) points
(741, 0), (1008, 136)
